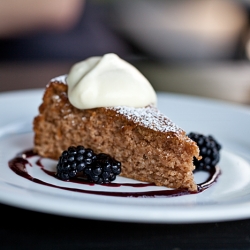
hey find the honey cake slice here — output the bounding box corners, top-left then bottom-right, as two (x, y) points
(33, 76), (200, 191)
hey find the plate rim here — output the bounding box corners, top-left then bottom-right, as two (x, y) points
(0, 89), (250, 224)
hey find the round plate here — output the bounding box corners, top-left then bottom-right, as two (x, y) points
(0, 89), (250, 224)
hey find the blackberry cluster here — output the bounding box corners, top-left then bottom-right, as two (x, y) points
(187, 132), (222, 171)
(56, 146), (121, 183)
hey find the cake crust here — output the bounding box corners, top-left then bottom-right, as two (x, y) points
(33, 78), (200, 191)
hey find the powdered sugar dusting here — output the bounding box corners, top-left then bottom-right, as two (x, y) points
(51, 75), (67, 84)
(49, 74), (183, 134)
(109, 106), (183, 133)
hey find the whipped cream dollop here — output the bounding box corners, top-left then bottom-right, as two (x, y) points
(67, 53), (157, 109)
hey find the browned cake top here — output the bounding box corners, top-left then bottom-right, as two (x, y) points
(109, 106), (183, 133)
(50, 75), (184, 135)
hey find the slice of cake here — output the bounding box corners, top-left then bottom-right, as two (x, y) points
(33, 53), (200, 191)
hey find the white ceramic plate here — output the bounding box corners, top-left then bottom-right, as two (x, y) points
(0, 89), (250, 224)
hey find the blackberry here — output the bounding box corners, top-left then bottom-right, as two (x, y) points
(56, 146), (96, 181)
(187, 132), (222, 171)
(56, 145), (121, 184)
(84, 153), (121, 184)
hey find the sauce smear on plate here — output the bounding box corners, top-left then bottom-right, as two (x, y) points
(8, 149), (221, 198)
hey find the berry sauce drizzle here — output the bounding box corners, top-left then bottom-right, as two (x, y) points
(8, 149), (221, 198)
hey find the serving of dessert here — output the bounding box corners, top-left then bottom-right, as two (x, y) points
(9, 53), (222, 198)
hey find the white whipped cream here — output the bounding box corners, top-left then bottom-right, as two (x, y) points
(67, 53), (157, 109)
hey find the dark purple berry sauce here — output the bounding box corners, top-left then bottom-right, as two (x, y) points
(8, 149), (221, 198)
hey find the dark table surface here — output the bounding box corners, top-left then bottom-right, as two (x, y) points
(1, 61), (250, 250)
(1, 202), (250, 250)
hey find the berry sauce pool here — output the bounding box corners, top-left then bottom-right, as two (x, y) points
(8, 149), (221, 198)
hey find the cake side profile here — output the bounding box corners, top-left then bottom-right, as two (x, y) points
(33, 76), (200, 191)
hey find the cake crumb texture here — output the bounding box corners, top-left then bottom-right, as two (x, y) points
(33, 80), (200, 191)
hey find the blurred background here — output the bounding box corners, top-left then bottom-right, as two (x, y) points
(1, 0), (250, 105)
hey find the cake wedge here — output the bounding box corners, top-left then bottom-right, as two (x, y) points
(33, 53), (200, 191)
(33, 77), (199, 191)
